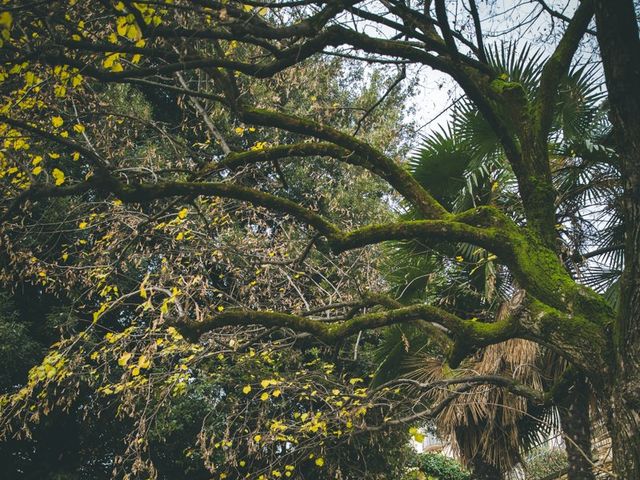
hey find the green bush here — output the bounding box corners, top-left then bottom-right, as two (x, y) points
(403, 453), (471, 480)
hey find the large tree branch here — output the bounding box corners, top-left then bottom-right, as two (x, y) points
(434, 0), (458, 58)
(178, 303), (518, 352)
(113, 180), (339, 235)
(240, 108), (448, 219)
(467, 0), (487, 63)
(177, 292), (608, 373)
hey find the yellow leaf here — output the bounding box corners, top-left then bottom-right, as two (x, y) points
(0, 11), (13, 31)
(116, 17), (128, 36)
(103, 52), (119, 69)
(118, 352), (132, 366)
(126, 24), (141, 41)
(54, 84), (67, 97)
(139, 273), (149, 299)
(52, 168), (65, 185)
(160, 300), (169, 314)
(138, 355), (150, 369)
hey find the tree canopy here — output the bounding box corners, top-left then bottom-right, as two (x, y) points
(1, 1), (640, 479)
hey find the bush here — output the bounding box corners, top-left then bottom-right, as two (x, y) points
(403, 453), (471, 480)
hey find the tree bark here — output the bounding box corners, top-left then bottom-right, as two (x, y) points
(469, 456), (503, 480)
(557, 376), (595, 480)
(605, 388), (640, 480)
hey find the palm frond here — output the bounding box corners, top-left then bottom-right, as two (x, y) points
(408, 127), (473, 209)
(486, 42), (546, 96)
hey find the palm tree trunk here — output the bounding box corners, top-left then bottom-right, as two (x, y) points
(557, 376), (595, 480)
(470, 456), (502, 480)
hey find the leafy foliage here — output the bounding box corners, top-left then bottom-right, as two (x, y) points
(403, 453), (471, 480)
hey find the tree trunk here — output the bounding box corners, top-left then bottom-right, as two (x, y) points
(605, 387), (640, 479)
(558, 376), (595, 480)
(470, 457), (502, 480)
(594, 0), (640, 477)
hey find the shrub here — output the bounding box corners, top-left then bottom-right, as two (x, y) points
(403, 453), (471, 480)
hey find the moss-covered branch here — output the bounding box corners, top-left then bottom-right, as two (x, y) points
(177, 292), (608, 374)
(241, 108), (448, 219)
(113, 180), (339, 236)
(519, 299), (610, 376)
(178, 303), (517, 350)
(213, 142), (359, 172)
(3, 177), (613, 371)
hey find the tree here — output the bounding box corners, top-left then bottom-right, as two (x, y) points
(1, 31), (416, 478)
(592, 0), (640, 474)
(1, 0), (639, 477)
(375, 55), (611, 479)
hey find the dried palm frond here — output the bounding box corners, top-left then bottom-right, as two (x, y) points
(403, 294), (552, 474)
